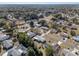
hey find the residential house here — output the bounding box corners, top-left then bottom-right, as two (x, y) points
(34, 23), (41, 28)
(7, 48), (22, 56)
(3, 40), (13, 50)
(27, 31), (36, 38)
(72, 36), (79, 42)
(6, 14), (13, 20)
(33, 35), (46, 43)
(0, 34), (10, 42)
(7, 45), (28, 56)
(17, 44), (28, 56)
(15, 20), (25, 29)
(40, 27), (49, 31)
(37, 13), (44, 18)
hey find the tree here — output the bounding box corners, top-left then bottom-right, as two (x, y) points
(30, 21), (34, 27)
(51, 17), (58, 22)
(3, 21), (12, 29)
(45, 45), (54, 56)
(30, 14), (38, 20)
(28, 38), (34, 47)
(38, 51), (43, 56)
(72, 18), (79, 25)
(70, 30), (76, 36)
(52, 23), (59, 29)
(33, 46), (43, 56)
(54, 14), (62, 19)
(38, 20), (47, 26)
(27, 47), (36, 56)
(62, 26), (67, 32)
(17, 32), (28, 46)
(0, 21), (5, 27)
(17, 32), (34, 47)
(4, 27), (15, 37)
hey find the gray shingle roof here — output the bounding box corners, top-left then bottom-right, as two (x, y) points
(17, 44), (28, 55)
(8, 48), (22, 56)
(18, 44), (27, 51)
(3, 40), (13, 49)
(7, 44), (28, 56)
(0, 34), (9, 41)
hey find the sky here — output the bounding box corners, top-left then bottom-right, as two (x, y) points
(0, 2), (79, 4)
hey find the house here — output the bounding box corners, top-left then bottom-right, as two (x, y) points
(37, 13), (44, 18)
(34, 23), (41, 27)
(7, 48), (22, 56)
(6, 14), (13, 20)
(72, 36), (79, 42)
(1, 29), (6, 32)
(40, 27), (49, 31)
(33, 35), (46, 43)
(17, 44), (28, 56)
(7, 45), (28, 56)
(3, 40), (13, 50)
(27, 31), (36, 38)
(15, 20), (25, 29)
(0, 28), (3, 31)
(57, 41), (63, 45)
(0, 34), (10, 42)
(56, 20), (64, 25)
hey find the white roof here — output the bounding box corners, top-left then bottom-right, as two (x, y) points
(27, 32), (36, 37)
(34, 35), (45, 42)
(72, 48), (79, 53)
(57, 41), (63, 45)
(18, 49), (23, 53)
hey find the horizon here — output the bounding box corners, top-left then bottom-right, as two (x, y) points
(0, 2), (79, 4)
